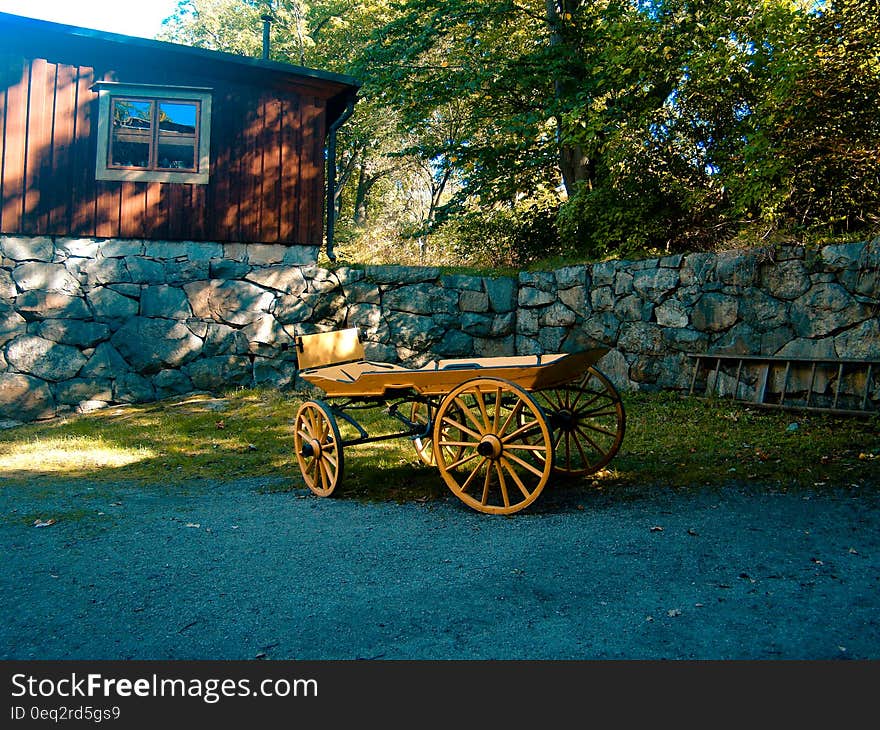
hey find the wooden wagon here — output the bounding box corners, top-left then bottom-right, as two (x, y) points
(292, 328), (625, 514)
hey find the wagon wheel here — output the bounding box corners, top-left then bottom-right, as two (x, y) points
(433, 378), (553, 515)
(533, 366), (625, 476)
(410, 400), (464, 467)
(293, 400), (344, 497)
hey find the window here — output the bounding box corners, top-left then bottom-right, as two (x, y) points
(93, 83), (212, 184)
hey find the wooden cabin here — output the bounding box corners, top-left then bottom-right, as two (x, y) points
(0, 12), (360, 248)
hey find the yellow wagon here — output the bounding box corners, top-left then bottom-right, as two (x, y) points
(292, 328), (625, 515)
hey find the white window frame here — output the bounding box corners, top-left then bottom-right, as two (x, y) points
(93, 82), (213, 184)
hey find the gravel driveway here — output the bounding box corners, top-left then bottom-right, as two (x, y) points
(2, 476), (879, 660)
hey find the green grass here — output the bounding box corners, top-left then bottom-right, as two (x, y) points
(1, 388), (877, 502)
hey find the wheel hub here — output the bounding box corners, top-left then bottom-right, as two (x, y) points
(555, 409), (578, 432)
(477, 434), (503, 459)
(301, 439), (321, 458)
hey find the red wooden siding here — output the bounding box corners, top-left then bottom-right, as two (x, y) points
(0, 52), (330, 245)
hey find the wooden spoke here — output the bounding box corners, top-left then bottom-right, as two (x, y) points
(433, 378), (552, 515)
(293, 400), (344, 497)
(534, 366), (625, 476)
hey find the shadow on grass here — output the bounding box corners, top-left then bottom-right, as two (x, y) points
(1, 389), (878, 516)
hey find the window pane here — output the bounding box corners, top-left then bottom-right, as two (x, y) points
(111, 99), (152, 168)
(156, 101), (198, 170)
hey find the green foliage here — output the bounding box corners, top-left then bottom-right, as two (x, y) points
(158, 0), (880, 266)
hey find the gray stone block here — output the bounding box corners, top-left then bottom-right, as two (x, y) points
(436, 329), (474, 357)
(111, 317), (204, 373)
(184, 355), (253, 391)
(202, 323), (250, 356)
(78, 342), (130, 378)
(459, 289), (490, 313)
(87, 286), (139, 322)
(691, 293), (739, 332)
(460, 312), (493, 336)
(346, 303), (382, 331)
(518, 271), (555, 291)
(473, 336), (515, 357)
(124, 256), (167, 284)
(0, 372), (55, 420)
(34, 319), (109, 348)
(141, 285), (192, 319)
(80, 256), (131, 287)
(540, 302), (578, 327)
(518, 287), (555, 308)
(364, 265), (439, 284)
(440, 273), (483, 291)
(184, 280), (274, 325)
(153, 369), (193, 397)
(12, 262), (81, 294)
(558, 286), (586, 315)
(52, 378), (114, 405)
(759, 259), (810, 300)
(556, 265), (588, 289)
(245, 266), (307, 294)
(1, 268), (17, 298)
(791, 282), (869, 338)
(618, 322), (665, 355)
(484, 277), (516, 313)
(1, 303), (26, 344)
(5, 335), (87, 381)
(834, 320), (880, 359)
(282, 246), (319, 265)
(1, 236), (53, 262)
(655, 299), (689, 328)
(715, 251), (757, 287)
(632, 267), (679, 301)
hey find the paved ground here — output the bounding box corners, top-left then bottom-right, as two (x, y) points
(2, 476), (879, 660)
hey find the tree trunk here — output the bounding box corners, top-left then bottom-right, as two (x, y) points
(353, 162), (369, 226)
(546, 0), (593, 196)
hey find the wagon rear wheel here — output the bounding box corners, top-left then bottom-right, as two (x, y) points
(534, 366), (625, 476)
(433, 378), (553, 515)
(293, 400), (344, 497)
(411, 400), (464, 467)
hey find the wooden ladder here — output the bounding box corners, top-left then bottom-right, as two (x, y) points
(687, 354), (880, 417)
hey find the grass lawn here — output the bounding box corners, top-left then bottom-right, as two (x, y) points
(1, 387), (878, 503)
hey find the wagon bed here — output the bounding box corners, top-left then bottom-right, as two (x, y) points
(292, 328), (625, 514)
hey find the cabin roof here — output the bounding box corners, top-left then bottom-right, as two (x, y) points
(0, 11), (360, 119)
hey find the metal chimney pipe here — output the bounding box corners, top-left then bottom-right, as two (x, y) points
(261, 14), (273, 59)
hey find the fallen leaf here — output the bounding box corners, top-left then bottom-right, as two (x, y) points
(33, 518), (56, 528)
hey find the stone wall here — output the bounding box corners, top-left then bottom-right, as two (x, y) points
(1, 235), (878, 425)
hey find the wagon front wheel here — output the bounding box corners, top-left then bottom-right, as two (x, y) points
(293, 400), (344, 497)
(433, 378), (553, 515)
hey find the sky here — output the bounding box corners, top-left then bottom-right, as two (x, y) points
(0, 0), (181, 39)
